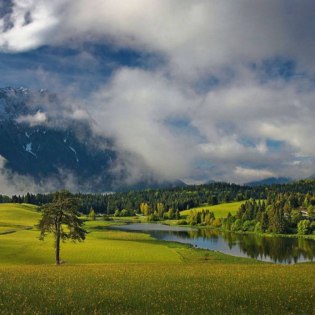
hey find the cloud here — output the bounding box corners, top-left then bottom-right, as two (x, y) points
(0, 155), (89, 195)
(49, 1), (314, 79)
(234, 167), (276, 183)
(16, 110), (47, 126)
(0, 154), (50, 195)
(194, 77), (315, 159)
(2, 1), (315, 75)
(88, 68), (197, 181)
(74, 66), (314, 183)
(1, 1), (315, 186)
(0, 0), (63, 52)
(11, 66), (313, 184)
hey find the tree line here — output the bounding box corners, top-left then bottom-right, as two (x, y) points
(188, 191), (315, 235)
(1, 180), (315, 220)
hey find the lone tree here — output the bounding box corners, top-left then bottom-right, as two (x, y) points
(38, 190), (87, 265)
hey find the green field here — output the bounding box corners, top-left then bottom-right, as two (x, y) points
(180, 201), (245, 218)
(0, 203), (40, 227)
(0, 203), (315, 314)
(0, 205), (182, 265)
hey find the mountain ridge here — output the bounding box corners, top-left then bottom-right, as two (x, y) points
(246, 177), (292, 186)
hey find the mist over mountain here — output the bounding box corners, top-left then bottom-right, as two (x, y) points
(0, 87), (181, 193)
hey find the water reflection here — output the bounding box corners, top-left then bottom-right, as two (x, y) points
(109, 223), (315, 264)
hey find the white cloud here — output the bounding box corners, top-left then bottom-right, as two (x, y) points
(59, 0), (315, 78)
(0, 155), (49, 195)
(74, 67), (315, 183)
(16, 110), (47, 126)
(0, 155), (86, 195)
(234, 166), (276, 183)
(2, 1), (315, 75)
(89, 68), (197, 181)
(0, 0), (63, 52)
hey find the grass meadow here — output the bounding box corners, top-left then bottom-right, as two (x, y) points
(180, 201), (245, 218)
(0, 203), (315, 314)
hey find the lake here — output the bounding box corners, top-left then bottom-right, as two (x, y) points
(109, 223), (315, 264)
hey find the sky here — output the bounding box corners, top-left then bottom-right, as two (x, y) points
(1, 0), (315, 185)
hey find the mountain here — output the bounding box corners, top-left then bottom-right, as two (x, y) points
(246, 177), (292, 186)
(0, 87), (181, 192)
(0, 87), (117, 191)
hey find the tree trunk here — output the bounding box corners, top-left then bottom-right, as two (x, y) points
(55, 224), (61, 265)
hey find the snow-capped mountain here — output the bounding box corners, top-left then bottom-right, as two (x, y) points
(0, 87), (116, 191)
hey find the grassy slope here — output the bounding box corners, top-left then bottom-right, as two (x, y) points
(0, 203), (40, 235)
(0, 203), (39, 225)
(0, 204), (315, 314)
(180, 201), (245, 218)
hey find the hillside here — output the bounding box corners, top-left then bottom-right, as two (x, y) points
(0, 203), (39, 234)
(180, 201), (245, 218)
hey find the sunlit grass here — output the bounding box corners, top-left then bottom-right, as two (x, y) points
(0, 203), (40, 227)
(112, 215), (147, 222)
(180, 201), (246, 218)
(0, 263), (314, 315)
(0, 204), (180, 265)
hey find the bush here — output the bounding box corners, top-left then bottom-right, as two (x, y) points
(120, 209), (129, 217)
(146, 213), (159, 222)
(254, 222), (262, 233)
(211, 218), (222, 228)
(242, 220), (255, 232)
(297, 220), (311, 235)
(113, 209), (120, 217)
(231, 219), (242, 231)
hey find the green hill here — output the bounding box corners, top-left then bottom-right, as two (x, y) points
(0, 203), (40, 234)
(180, 201), (245, 218)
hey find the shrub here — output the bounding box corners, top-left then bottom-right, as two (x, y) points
(113, 210), (121, 217)
(254, 222), (262, 233)
(211, 218), (222, 228)
(297, 220), (311, 235)
(120, 209), (129, 217)
(242, 220), (255, 232)
(231, 219), (242, 231)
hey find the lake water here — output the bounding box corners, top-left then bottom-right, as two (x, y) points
(109, 223), (315, 264)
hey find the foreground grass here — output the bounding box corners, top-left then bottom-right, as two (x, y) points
(180, 201), (245, 218)
(0, 263), (314, 315)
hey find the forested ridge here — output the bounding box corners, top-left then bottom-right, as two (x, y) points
(1, 180), (315, 217)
